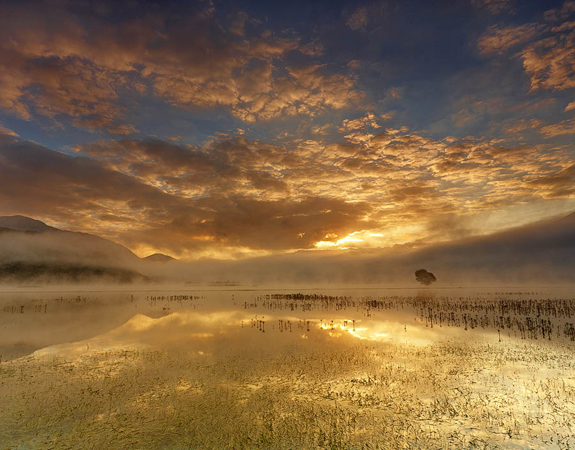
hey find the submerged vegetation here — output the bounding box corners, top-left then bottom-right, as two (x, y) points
(248, 292), (575, 342)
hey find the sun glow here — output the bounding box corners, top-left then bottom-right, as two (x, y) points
(313, 223), (434, 250)
(314, 231), (364, 248)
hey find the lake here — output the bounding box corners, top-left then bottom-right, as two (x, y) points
(1, 286), (575, 449)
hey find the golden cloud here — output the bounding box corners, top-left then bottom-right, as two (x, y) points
(0, 3), (364, 132)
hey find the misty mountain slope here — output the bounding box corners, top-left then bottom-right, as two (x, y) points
(0, 215), (59, 233)
(0, 215), (140, 267)
(0, 216), (151, 284)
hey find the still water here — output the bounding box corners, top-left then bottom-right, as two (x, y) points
(1, 286), (575, 449)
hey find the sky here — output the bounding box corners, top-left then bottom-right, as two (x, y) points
(0, 0), (574, 260)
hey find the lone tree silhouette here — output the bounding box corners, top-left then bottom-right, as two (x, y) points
(415, 269), (436, 286)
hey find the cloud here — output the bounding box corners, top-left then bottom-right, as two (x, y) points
(0, 2), (365, 132)
(339, 112), (380, 133)
(0, 134), (179, 220)
(347, 7), (369, 31)
(471, 0), (516, 15)
(478, 24), (541, 55)
(136, 197), (375, 253)
(299, 41), (325, 56)
(0, 124), (18, 137)
(521, 29), (575, 91)
(230, 65), (364, 122)
(0, 5), (146, 133)
(540, 117), (575, 137)
(528, 163), (575, 197)
(478, 3), (575, 91)
(543, 1), (575, 22)
(0, 133), (373, 257)
(1, 119), (572, 259)
(345, 2), (389, 32)
(503, 118), (544, 133)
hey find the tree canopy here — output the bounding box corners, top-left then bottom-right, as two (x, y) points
(415, 269), (436, 286)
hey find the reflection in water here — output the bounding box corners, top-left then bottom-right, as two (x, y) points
(1, 287), (575, 448)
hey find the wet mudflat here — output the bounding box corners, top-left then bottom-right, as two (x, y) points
(1, 287), (575, 449)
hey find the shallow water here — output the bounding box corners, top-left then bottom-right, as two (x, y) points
(1, 286), (575, 448)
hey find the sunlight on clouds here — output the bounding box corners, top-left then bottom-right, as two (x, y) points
(0, 0), (573, 260)
(2, 123), (572, 259)
(314, 224), (427, 250)
(315, 231), (364, 249)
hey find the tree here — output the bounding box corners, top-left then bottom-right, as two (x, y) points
(415, 269), (436, 286)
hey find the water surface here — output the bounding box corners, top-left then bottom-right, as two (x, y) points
(1, 286), (574, 449)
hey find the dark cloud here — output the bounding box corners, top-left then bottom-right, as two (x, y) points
(471, 0), (516, 15)
(2, 123), (572, 259)
(126, 196), (375, 254)
(0, 133), (377, 257)
(0, 136), (172, 211)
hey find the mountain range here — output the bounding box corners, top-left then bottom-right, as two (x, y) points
(0, 213), (573, 285)
(0, 216), (176, 284)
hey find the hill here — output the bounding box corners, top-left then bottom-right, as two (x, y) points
(0, 215), (59, 233)
(0, 216), (147, 284)
(144, 253), (177, 263)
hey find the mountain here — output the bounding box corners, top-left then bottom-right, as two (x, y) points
(0, 215), (59, 233)
(0, 216), (147, 284)
(0, 215), (139, 266)
(144, 253), (177, 263)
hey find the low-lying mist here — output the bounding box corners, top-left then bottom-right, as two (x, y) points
(138, 213), (575, 287)
(0, 212), (573, 287)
